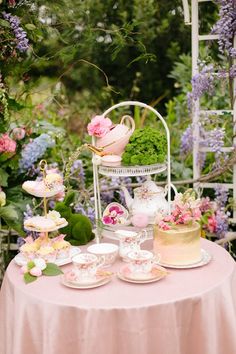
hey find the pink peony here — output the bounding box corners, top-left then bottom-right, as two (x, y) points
(0, 134), (16, 153)
(29, 266), (42, 277)
(87, 115), (112, 137)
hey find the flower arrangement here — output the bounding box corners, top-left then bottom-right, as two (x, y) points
(21, 258), (63, 284)
(157, 189), (229, 237)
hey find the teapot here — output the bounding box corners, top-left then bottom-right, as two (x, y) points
(121, 180), (169, 224)
(96, 115), (135, 156)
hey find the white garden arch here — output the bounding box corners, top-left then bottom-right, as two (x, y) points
(182, 0), (236, 245)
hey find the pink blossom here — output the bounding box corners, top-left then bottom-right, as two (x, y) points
(0, 134), (16, 153)
(207, 215), (217, 233)
(109, 205), (123, 215)
(159, 220), (171, 230)
(102, 215), (114, 225)
(192, 208), (201, 220)
(29, 267), (42, 277)
(12, 127), (25, 140)
(87, 115), (112, 137)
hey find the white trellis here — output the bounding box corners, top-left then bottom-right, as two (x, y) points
(182, 0), (236, 245)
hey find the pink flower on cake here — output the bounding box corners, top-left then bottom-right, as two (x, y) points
(87, 115), (112, 137)
(159, 220), (171, 230)
(0, 133), (16, 153)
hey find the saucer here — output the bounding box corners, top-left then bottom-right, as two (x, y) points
(117, 264), (168, 284)
(14, 247), (81, 267)
(61, 270), (112, 289)
(156, 249), (212, 269)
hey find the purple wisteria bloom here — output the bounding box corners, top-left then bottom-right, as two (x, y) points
(212, 0), (236, 58)
(70, 159), (85, 187)
(215, 185), (228, 208)
(180, 124), (193, 155)
(2, 11), (29, 53)
(187, 64), (215, 111)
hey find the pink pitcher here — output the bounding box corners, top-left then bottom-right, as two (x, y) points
(96, 115), (135, 156)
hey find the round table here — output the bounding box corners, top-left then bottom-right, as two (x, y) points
(0, 239), (236, 354)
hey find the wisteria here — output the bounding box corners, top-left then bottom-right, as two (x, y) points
(180, 124), (193, 155)
(215, 209), (229, 238)
(214, 184), (228, 208)
(70, 159), (85, 187)
(74, 202), (95, 224)
(212, 0), (236, 59)
(187, 64), (214, 111)
(19, 134), (55, 172)
(17, 204), (38, 247)
(201, 127), (225, 155)
(2, 12), (29, 53)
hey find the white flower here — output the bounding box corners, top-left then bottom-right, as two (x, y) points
(48, 210), (61, 220)
(33, 258), (47, 270)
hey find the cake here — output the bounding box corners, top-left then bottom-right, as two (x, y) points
(20, 242), (39, 260)
(153, 222), (201, 266)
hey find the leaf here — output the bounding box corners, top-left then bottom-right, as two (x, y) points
(0, 19), (10, 28)
(24, 273), (37, 284)
(0, 205), (18, 221)
(0, 168), (9, 187)
(25, 23), (36, 30)
(42, 263), (63, 276)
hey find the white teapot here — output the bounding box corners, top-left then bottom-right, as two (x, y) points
(121, 180), (169, 224)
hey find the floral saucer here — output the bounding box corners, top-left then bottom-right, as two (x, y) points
(14, 246), (81, 267)
(117, 264), (168, 284)
(61, 270), (113, 289)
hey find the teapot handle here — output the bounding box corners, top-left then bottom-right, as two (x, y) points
(120, 115), (135, 134)
(164, 183), (178, 198)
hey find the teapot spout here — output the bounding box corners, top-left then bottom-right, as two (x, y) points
(121, 186), (133, 210)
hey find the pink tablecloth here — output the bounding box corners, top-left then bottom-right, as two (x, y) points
(0, 239), (236, 354)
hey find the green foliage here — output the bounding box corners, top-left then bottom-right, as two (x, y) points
(42, 263), (63, 276)
(55, 192), (94, 245)
(122, 127), (167, 165)
(24, 273), (37, 284)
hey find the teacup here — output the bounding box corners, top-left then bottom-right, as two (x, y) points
(115, 229), (147, 261)
(127, 250), (159, 277)
(72, 253), (105, 283)
(87, 243), (118, 268)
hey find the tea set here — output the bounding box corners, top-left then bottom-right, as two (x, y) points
(62, 229), (166, 289)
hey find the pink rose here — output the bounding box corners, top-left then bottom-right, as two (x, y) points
(87, 115), (112, 137)
(29, 267), (42, 277)
(0, 134), (16, 153)
(12, 127), (25, 141)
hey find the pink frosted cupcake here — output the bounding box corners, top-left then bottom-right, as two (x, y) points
(37, 245), (57, 262)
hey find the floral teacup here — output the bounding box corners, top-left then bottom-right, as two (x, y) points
(127, 250), (159, 277)
(115, 229), (147, 261)
(72, 253), (105, 283)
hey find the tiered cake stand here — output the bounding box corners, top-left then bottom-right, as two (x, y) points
(92, 101), (172, 242)
(22, 160), (67, 241)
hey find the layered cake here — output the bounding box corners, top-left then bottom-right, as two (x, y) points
(153, 222), (201, 266)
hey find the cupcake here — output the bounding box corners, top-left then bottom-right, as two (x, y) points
(52, 234), (71, 259)
(37, 245), (57, 262)
(20, 242), (38, 260)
